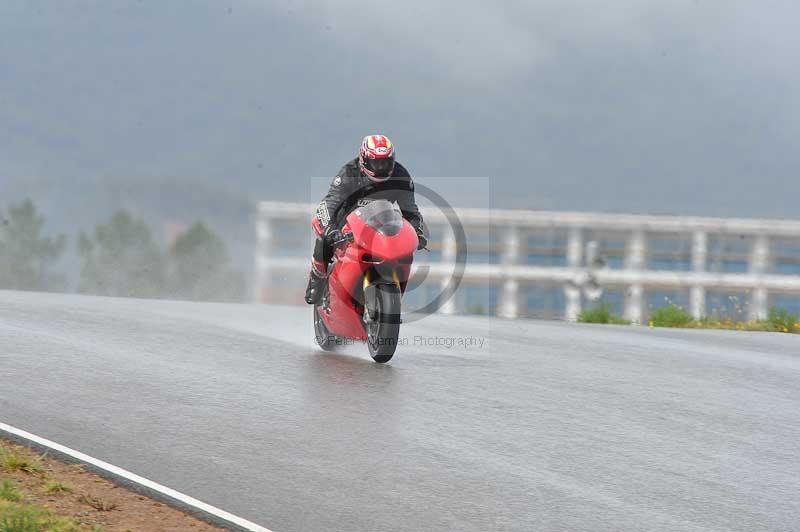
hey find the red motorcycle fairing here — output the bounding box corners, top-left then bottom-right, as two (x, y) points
(319, 201), (418, 341)
(345, 209), (419, 262)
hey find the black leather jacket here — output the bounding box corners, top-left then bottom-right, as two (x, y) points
(314, 158), (424, 235)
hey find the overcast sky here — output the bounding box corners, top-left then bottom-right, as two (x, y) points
(1, 0), (798, 217)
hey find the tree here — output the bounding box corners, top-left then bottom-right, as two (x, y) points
(78, 210), (166, 298)
(168, 222), (244, 302)
(0, 199), (66, 291)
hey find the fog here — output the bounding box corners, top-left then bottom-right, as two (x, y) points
(1, 0), (798, 296)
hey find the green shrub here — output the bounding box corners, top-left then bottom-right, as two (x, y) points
(578, 304), (629, 325)
(649, 304), (694, 328)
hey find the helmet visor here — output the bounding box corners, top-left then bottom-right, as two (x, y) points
(365, 156), (395, 178)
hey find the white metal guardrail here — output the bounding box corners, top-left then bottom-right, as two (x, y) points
(255, 201), (800, 323)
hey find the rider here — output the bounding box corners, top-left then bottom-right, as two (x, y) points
(304, 134), (427, 304)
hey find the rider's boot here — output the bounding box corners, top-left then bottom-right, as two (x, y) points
(304, 262), (327, 304)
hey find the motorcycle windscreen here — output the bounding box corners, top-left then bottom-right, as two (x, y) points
(353, 200), (404, 236)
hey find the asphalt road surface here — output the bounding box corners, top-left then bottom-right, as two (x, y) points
(1, 291), (799, 531)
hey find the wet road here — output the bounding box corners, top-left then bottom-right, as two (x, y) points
(1, 291), (799, 531)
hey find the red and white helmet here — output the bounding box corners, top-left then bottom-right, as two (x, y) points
(359, 134), (396, 182)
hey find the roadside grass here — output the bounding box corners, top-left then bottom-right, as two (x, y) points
(77, 496), (116, 512)
(578, 304), (630, 325)
(0, 439), (219, 531)
(649, 305), (694, 328)
(0, 447), (85, 531)
(646, 305), (799, 333)
(0, 481), (21, 503)
(578, 302), (800, 334)
(0, 449), (44, 476)
(42, 481), (71, 494)
(0, 499), (84, 532)
(763, 307), (800, 333)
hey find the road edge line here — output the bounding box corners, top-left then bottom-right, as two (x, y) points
(0, 421), (274, 532)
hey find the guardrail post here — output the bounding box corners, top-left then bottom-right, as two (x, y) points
(749, 234), (770, 320)
(255, 215), (273, 303)
(624, 229), (646, 324)
(566, 227), (583, 268)
(564, 227), (583, 321)
(498, 226), (521, 318)
(625, 284), (644, 324)
(439, 226), (458, 315)
(690, 231), (707, 319)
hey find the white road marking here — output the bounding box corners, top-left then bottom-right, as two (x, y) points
(0, 421), (274, 532)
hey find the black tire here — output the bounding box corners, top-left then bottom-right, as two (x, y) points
(314, 305), (337, 351)
(366, 284), (402, 363)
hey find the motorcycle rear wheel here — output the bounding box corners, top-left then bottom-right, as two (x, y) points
(366, 284), (402, 363)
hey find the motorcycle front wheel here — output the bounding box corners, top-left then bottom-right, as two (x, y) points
(366, 284), (402, 363)
(314, 305), (338, 351)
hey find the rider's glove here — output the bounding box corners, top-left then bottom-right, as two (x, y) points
(325, 228), (344, 246)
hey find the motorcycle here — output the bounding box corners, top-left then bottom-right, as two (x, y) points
(313, 199), (418, 363)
